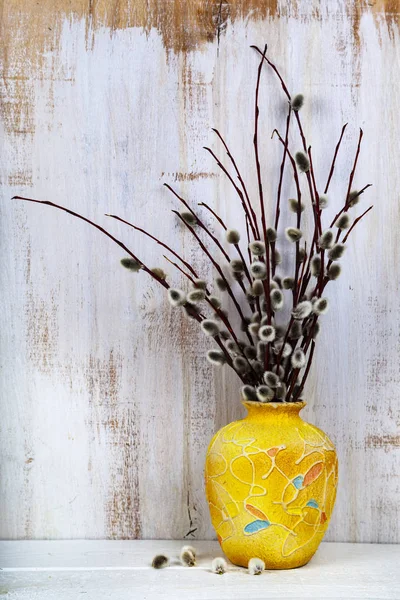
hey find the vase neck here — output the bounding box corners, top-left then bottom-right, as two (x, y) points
(242, 401), (306, 422)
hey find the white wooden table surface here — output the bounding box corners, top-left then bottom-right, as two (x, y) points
(0, 541), (399, 599)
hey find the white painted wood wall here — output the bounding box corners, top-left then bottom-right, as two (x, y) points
(1, 0), (399, 542)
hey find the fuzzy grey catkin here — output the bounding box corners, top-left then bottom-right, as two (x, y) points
(318, 230), (334, 250)
(295, 151), (310, 173)
(264, 371), (280, 388)
(206, 350), (227, 366)
(192, 278), (207, 289)
(275, 324), (286, 339)
(303, 319), (320, 338)
(249, 240), (266, 256)
(272, 364), (285, 379)
(269, 280), (279, 291)
(251, 312), (261, 323)
(168, 288), (186, 307)
(275, 382), (287, 400)
(234, 356), (250, 374)
(313, 297), (329, 315)
(152, 555), (169, 569)
(151, 267), (167, 280)
(251, 360), (264, 375)
(182, 545), (196, 558)
(312, 320), (321, 338)
(281, 277), (293, 291)
(120, 257), (142, 272)
(328, 263), (342, 280)
(266, 227), (277, 242)
(289, 320), (302, 339)
(274, 249), (282, 265)
(258, 325), (276, 342)
(328, 244), (346, 261)
(291, 348), (306, 369)
(241, 385), (258, 401)
(201, 319), (220, 337)
(211, 557), (227, 574)
(298, 247), (306, 262)
(209, 295), (221, 309)
(180, 548), (196, 567)
(311, 255), (321, 277)
(251, 261), (267, 280)
(335, 212), (351, 229)
(318, 195), (329, 209)
(244, 346), (258, 360)
(257, 341), (267, 362)
(184, 303), (200, 319)
(292, 300), (312, 320)
(285, 227), (303, 243)
(274, 341), (292, 358)
(249, 322), (260, 336)
(273, 275), (282, 288)
(219, 330), (230, 341)
(180, 211), (198, 226)
(226, 340), (238, 354)
(215, 277), (228, 291)
(248, 558), (265, 575)
(257, 385), (274, 402)
(226, 229), (240, 244)
(187, 288), (206, 303)
(252, 280), (264, 296)
(289, 198), (305, 213)
(271, 289), (284, 311)
(232, 271), (244, 282)
(347, 189), (360, 207)
(230, 259), (245, 273)
(291, 93), (304, 111)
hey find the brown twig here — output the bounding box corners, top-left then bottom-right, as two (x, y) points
(105, 213), (199, 278)
(212, 128), (260, 238)
(164, 183), (231, 262)
(324, 123), (348, 193)
(254, 44), (272, 334)
(203, 147), (258, 239)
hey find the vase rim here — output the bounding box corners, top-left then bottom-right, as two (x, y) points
(242, 400), (306, 409)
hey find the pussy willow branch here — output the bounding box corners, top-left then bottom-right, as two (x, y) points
(324, 123), (348, 193)
(163, 254), (247, 350)
(13, 196), (250, 383)
(342, 205), (373, 243)
(272, 128), (303, 302)
(13, 197), (167, 288)
(203, 146), (258, 239)
(212, 128), (260, 238)
(199, 202), (261, 318)
(292, 340), (315, 402)
(254, 44), (272, 329)
(252, 45), (320, 242)
(105, 213), (199, 278)
(275, 106), (292, 232)
(164, 183), (230, 263)
(172, 210), (254, 346)
(198, 201), (253, 288)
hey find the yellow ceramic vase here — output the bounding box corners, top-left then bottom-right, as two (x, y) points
(205, 401), (338, 569)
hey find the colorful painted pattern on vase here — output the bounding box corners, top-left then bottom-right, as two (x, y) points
(205, 402), (338, 569)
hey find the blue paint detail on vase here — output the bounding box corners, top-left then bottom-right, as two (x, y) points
(244, 519), (270, 534)
(306, 499), (319, 508)
(293, 475), (304, 489)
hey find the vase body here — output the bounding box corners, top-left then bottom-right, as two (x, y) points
(205, 401), (338, 569)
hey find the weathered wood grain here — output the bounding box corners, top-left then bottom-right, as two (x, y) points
(0, 0), (399, 542)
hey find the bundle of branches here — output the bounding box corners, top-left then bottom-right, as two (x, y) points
(13, 44), (372, 404)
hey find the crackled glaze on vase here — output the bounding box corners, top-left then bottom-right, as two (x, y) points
(205, 401), (338, 569)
